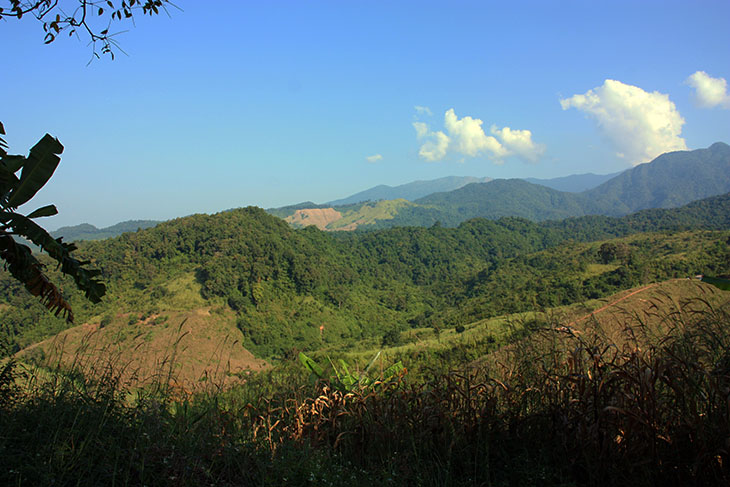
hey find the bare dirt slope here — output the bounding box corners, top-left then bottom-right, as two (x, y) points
(17, 307), (267, 392)
(285, 207), (342, 230)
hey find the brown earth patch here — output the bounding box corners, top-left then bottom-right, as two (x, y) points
(556, 279), (729, 345)
(285, 207), (342, 230)
(17, 307), (268, 392)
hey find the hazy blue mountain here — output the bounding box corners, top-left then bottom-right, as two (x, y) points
(583, 142), (730, 215)
(266, 142), (730, 230)
(53, 220), (161, 242)
(326, 176), (492, 206)
(375, 143), (730, 228)
(524, 171), (622, 193)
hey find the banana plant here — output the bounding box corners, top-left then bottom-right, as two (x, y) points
(299, 350), (405, 392)
(0, 121), (105, 322)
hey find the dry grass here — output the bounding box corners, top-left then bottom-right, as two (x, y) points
(2, 282), (728, 486)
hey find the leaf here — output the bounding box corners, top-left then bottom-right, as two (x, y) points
(299, 352), (324, 379)
(1, 154), (25, 173)
(0, 211), (106, 303)
(0, 121), (7, 157)
(7, 134), (63, 208)
(27, 204), (58, 219)
(0, 235), (74, 322)
(382, 361), (405, 381)
(364, 350), (381, 374)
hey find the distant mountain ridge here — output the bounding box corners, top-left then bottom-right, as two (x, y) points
(326, 176), (492, 206)
(270, 142), (730, 230)
(524, 171), (622, 192)
(583, 142), (730, 215)
(53, 220), (161, 242)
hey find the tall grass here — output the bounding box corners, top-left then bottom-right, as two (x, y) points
(1, 295), (729, 486)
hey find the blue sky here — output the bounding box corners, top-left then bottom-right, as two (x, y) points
(2, 0), (730, 229)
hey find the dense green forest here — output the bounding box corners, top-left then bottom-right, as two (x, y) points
(2, 192), (729, 359)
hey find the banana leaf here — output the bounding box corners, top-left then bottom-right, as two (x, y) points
(0, 211), (106, 303)
(7, 134), (63, 209)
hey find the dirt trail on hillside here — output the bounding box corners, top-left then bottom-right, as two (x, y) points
(567, 282), (665, 327)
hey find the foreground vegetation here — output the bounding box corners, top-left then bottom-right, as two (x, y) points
(2, 289), (728, 486)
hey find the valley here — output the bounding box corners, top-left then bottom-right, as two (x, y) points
(3, 1), (730, 484)
(2, 146), (729, 486)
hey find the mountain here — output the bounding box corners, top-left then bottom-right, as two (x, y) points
(326, 176), (492, 206)
(524, 171), (622, 192)
(583, 142), (730, 215)
(408, 143), (730, 226)
(268, 143), (730, 231)
(404, 179), (586, 225)
(53, 220), (161, 241)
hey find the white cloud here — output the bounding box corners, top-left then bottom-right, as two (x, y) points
(413, 121), (429, 139)
(365, 154), (383, 163)
(443, 109), (508, 159)
(560, 79), (687, 165)
(414, 105), (433, 116)
(490, 125), (545, 163)
(686, 71), (730, 109)
(413, 108), (544, 163)
(413, 121), (450, 162)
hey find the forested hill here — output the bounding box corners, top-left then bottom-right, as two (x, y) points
(583, 142), (730, 214)
(272, 143), (730, 230)
(398, 142), (730, 226)
(2, 192), (730, 359)
(410, 178), (588, 225)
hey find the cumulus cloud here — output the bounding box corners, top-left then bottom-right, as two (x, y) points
(365, 154), (383, 163)
(413, 121), (429, 139)
(413, 121), (450, 161)
(443, 109), (508, 159)
(490, 125), (545, 163)
(560, 79), (687, 165)
(413, 108), (544, 163)
(686, 71), (730, 109)
(414, 105), (433, 116)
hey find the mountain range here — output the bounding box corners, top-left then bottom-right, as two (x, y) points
(51, 142), (730, 239)
(53, 220), (161, 242)
(278, 142), (730, 230)
(326, 176), (493, 206)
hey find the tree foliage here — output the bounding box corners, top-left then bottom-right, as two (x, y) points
(0, 0), (174, 59)
(0, 121), (105, 324)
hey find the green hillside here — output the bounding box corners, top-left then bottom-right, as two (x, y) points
(3, 194), (730, 487)
(3, 192), (729, 360)
(584, 142), (730, 214)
